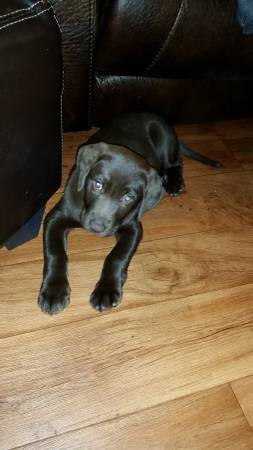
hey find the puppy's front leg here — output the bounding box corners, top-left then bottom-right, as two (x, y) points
(90, 221), (143, 311)
(38, 204), (77, 315)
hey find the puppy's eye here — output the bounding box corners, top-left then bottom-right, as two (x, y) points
(92, 179), (103, 192)
(121, 193), (134, 204)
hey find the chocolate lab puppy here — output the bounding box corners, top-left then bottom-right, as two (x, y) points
(38, 112), (222, 314)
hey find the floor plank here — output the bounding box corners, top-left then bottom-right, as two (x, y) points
(231, 148), (253, 170)
(176, 118), (253, 142)
(18, 385), (253, 450)
(222, 136), (253, 153)
(1, 283), (253, 448)
(1, 168), (253, 268)
(231, 376), (253, 429)
(214, 118), (253, 139)
(0, 227), (253, 338)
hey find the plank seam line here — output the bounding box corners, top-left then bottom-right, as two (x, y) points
(229, 383), (253, 432)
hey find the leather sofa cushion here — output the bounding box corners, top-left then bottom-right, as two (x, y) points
(94, 76), (253, 125)
(96, 0), (253, 79)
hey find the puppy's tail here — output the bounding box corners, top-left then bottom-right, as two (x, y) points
(179, 141), (223, 168)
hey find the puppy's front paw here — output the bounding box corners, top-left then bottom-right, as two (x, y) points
(38, 280), (70, 315)
(90, 282), (122, 312)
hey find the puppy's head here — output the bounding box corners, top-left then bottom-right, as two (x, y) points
(71, 142), (163, 236)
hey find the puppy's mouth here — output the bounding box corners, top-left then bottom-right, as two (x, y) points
(88, 226), (114, 238)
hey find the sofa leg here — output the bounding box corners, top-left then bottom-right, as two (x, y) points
(5, 207), (45, 250)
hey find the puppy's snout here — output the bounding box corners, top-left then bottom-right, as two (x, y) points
(89, 219), (106, 233)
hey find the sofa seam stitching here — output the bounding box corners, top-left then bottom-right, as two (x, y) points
(87, 0), (95, 128)
(143, 0), (185, 76)
(0, 0), (43, 19)
(0, 6), (52, 32)
(51, 2), (64, 172)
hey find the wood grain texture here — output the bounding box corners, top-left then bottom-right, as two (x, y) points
(18, 385), (253, 450)
(0, 118), (253, 449)
(214, 118), (253, 139)
(1, 168), (253, 268)
(0, 227), (253, 338)
(1, 284), (253, 448)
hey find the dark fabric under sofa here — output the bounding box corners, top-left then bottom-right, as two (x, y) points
(1, 0), (253, 249)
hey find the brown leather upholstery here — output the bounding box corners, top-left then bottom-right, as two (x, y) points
(0, 0), (62, 245)
(94, 77), (253, 126)
(54, 0), (253, 131)
(51, 0), (96, 130)
(96, 0), (253, 79)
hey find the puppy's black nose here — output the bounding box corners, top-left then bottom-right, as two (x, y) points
(89, 219), (106, 233)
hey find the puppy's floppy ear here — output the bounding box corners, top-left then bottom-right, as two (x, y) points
(138, 168), (164, 219)
(75, 142), (108, 192)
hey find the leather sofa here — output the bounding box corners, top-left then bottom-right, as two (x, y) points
(52, 0), (253, 131)
(1, 0), (253, 248)
(0, 0), (62, 248)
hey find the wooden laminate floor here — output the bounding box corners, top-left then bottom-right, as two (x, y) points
(0, 119), (253, 450)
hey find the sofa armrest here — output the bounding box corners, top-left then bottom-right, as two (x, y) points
(0, 0), (62, 245)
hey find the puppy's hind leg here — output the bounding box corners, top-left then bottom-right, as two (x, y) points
(162, 163), (185, 197)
